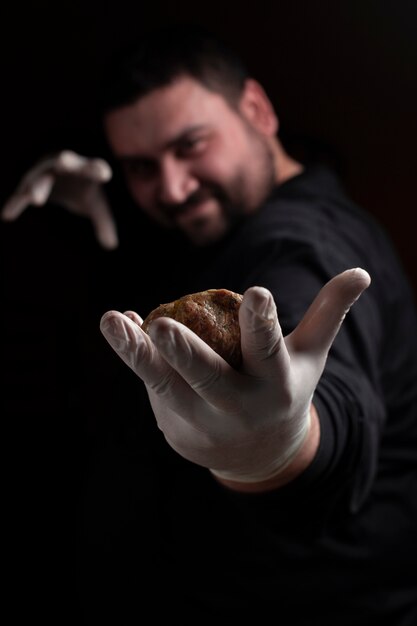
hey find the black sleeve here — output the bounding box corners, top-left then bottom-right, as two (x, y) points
(214, 199), (407, 518)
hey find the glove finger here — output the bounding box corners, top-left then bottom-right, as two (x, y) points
(100, 310), (197, 407)
(100, 311), (219, 451)
(2, 162), (56, 218)
(13, 152), (90, 192)
(3, 173), (57, 217)
(146, 316), (242, 415)
(21, 151), (112, 182)
(81, 158), (112, 182)
(287, 267), (371, 359)
(100, 309), (167, 375)
(123, 310), (143, 326)
(239, 286), (291, 381)
(19, 156), (60, 188)
(89, 189), (119, 249)
(1, 191), (33, 220)
(55, 151), (112, 182)
(30, 174), (55, 205)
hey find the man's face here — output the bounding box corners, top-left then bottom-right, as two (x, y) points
(104, 76), (277, 245)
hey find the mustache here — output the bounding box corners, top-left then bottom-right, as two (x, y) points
(158, 185), (227, 216)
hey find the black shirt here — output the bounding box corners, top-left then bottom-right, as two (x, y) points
(140, 163), (417, 625)
(5, 163), (416, 624)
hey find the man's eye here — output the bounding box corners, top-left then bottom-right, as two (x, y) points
(178, 137), (206, 156)
(124, 160), (156, 179)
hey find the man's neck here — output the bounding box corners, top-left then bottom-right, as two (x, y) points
(272, 137), (305, 185)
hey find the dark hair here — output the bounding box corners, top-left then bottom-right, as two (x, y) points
(99, 24), (249, 114)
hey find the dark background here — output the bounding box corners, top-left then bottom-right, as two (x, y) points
(1, 1), (416, 623)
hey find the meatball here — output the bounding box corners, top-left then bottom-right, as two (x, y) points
(141, 288), (243, 369)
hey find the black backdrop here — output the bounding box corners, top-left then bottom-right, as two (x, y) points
(1, 1), (416, 623)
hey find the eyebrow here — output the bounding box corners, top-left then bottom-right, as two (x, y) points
(165, 124), (210, 149)
(117, 124), (211, 162)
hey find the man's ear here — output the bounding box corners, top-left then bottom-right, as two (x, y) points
(238, 78), (279, 136)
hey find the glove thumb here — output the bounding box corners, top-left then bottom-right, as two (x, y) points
(287, 267), (371, 358)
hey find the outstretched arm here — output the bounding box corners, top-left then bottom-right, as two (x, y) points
(100, 268), (371, 493)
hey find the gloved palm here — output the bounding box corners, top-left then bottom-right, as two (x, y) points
(100, 268), (370, 485)
(1, 150), (118, 249)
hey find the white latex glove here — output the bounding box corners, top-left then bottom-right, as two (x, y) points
(100, 268), (371, 485)
(1, 150), (118, 249)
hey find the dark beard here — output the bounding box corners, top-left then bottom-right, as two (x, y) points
(158, 168), (275, 231)
(158, 135), (277, 242)
(157, 182), (233, 222)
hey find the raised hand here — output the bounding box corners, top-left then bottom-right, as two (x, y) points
(1, 150), (118, 249)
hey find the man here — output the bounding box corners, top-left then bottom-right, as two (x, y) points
(2, 24), (417, 625)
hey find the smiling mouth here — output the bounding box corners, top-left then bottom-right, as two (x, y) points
(167, 197), (215, 223)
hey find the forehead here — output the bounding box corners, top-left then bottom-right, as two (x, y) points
(103, 76), (237, 156)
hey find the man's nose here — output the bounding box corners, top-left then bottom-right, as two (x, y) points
(158, 157), (198, 205)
